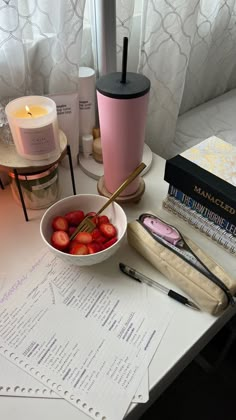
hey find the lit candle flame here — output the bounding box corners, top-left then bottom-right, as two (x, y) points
(25, 105), (33, 117)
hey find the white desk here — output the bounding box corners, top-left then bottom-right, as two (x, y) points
(0, 153), (235, 420)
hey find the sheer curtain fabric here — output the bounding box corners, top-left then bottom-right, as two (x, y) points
(0, 0), (86, 99)
(116, 0), (236, 158)
(1, 0), (236, 158)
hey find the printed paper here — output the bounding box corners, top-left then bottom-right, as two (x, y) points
(0, 251), (171, 420)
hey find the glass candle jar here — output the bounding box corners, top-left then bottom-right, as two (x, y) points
(9, 164), (59, 210)
(5, 96), (60, 161)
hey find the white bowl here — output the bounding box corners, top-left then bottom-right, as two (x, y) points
(40, 194), (127, 266)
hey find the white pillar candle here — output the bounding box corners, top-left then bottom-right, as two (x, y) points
(5, 96), (60, 161)
(82, 134), (93, 159)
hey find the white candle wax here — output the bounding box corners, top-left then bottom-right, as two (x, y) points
(5, 96), (61, 161)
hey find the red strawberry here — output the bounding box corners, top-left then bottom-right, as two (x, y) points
(96, 235), (107, 243)
(91, 228), (101, 240)
(103, 237), (118, 249)
(86, 211), (97, 217)
(69, 243), (89, 255)
(52, 216), (69, 232)
(74, 231), (93, 244)
(91, 228), (107, 243)
(51, 231), (70, 251)
(98, 215), (109, 225)
(99, 223), (117, 238)
(87, 241), (102, 254)
(68, 239), (79, 251)
(64, 210), (85, 226)
(68, 226), (77, 237)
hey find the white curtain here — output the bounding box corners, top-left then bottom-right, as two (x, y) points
(0, 0), (87, 100)
(116, 0), (236, 158)
(1, 0), (236, 159)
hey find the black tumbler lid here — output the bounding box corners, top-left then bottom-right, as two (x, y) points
(96, 72), (150, 99)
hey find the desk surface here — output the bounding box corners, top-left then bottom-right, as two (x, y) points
(0, 153), (235, 420)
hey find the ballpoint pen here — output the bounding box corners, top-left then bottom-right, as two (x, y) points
(119, 262), (200, 311)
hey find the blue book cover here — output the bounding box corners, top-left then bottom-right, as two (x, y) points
(168, 185), (236, 237)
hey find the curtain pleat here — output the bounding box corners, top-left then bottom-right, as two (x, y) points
(117, 0), (236, 158)
(0, 0), (87, 100)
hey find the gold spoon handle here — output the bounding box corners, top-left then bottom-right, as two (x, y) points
(97, 162), (146, 216)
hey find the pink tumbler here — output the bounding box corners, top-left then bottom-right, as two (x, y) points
(96, 56), (150, 196)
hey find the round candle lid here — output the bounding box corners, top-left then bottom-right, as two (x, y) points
(96, 72), (150, 99)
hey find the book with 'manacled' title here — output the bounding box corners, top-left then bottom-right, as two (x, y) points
(164, 136), (236, 224)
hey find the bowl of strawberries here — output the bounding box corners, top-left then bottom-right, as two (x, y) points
(40, 194), (127, 266)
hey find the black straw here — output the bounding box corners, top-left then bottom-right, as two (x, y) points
(121, 37), (128, 83)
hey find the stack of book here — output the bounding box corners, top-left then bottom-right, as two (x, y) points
(163, 136), (236, 254)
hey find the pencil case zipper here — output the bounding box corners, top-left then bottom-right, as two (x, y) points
(137, 214), (235, 307)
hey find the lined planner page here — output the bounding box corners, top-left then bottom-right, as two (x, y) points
(0, 251), (171, 420)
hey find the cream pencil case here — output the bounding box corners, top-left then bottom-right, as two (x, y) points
(127, 211), (236, 315)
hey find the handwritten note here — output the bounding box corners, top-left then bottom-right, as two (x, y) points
(0, 250), (171, 420)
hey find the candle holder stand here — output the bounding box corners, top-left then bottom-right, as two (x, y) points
(0, 178), (4, 190)
(0, 130), (77, 221)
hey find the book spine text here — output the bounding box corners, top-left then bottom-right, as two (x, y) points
(168, 185), (236, 237)
(162, 196), (236, 255)
(164, 157), (236, 223)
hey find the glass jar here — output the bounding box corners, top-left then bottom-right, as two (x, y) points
(9, 164), (59, 210)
